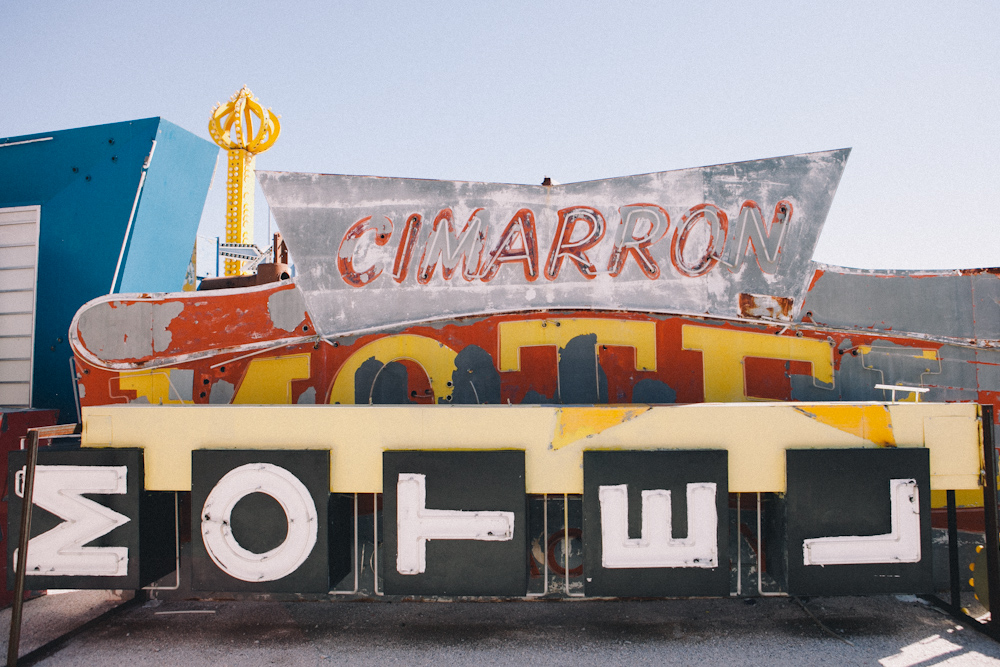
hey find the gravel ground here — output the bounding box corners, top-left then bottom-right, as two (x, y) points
(5, 593), (1000, 666)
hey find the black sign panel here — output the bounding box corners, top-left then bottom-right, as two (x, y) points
(583, 449), (729, 597)
(383, 450), (526, 596)
(785, 448), (932, 596)
(191, 450), (329, 593)
(6, 448), (172, 590)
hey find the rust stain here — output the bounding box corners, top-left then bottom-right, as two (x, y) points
(960, 267), (1000, 276)
(738, 293), (793, 321)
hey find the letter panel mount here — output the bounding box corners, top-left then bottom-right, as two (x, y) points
(6, 449), (174, 590)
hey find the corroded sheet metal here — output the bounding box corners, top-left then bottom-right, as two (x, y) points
(69, 282), (312, 370)
(258, 150), (849, 337)
(69, 283), (998, 417)
(801, 265), (1000, 345)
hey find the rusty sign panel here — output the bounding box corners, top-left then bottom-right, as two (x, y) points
(68, 282), (998, 412)
(44, 143), (1000, 600)
(258, 150), (848, 337)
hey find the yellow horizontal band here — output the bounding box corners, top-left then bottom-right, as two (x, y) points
(81, 402), (982, 495)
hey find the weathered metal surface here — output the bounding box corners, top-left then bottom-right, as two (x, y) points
(69, 151), (1000, 519)
(801, 265), (1000, 345)
(80, 402), (981, 494)
(70, 282), (313, 370)
(68, 280), (1000, 430)
(38, 145), (1000, 603)
(258, 150), (849, 337)
(739, 293), (794, 322)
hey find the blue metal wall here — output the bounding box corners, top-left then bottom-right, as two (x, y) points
(0, 118), (218, 421)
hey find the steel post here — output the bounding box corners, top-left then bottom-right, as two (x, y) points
(7, 429), (40, 667)
(947, 489), (960, 611)
(981, 405), (1000, 633)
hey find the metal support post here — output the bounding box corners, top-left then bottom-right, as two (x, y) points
(7, 429), (40, 667)
(981, 405), (1000, 633)
(947, 489), (960, 611)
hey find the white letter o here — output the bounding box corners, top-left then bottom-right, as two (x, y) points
(200, 463), (318, 582)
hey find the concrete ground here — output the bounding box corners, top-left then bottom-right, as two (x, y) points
(0, 528), (995, 665)
(4, 592), (1000, 666)
(0, 589), (133, 660)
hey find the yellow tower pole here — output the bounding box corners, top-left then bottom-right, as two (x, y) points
(208, 87), (281, 276)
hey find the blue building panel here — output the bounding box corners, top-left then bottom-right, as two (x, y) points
(0, 118), (217, 421)
(118, 120), (218, 293)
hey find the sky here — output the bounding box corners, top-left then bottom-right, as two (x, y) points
(2, 1), (997, 270)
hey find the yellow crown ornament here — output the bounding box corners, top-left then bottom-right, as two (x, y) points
(208, 87), (281, 276)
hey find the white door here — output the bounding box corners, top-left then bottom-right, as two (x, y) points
(0, 205), (40, 407)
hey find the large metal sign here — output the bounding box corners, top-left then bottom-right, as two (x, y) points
(42, 148), (1000, 602)
(7, 403), (977, 596)
(259, 150), (848, 337)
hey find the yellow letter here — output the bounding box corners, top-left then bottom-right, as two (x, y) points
(233, 354), (311, 404)
(498, 319), (656, 372)
(682, 325), (833, 402)
(328, 335), (458, 404)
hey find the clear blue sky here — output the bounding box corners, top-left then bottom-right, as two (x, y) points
(2, 1), (996, 270)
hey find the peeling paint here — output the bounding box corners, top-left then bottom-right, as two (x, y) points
(171, 369), (194, 401)
(259, 150), (849, 338)
(153, 302), (184, 352)
(794, 404), (895, 446)
(739, 293), (793, 322)
(267, 286), (307, 333)
(551, 406), (651, 450)
(69, 153), (1000, 441)
(209, 380), (234, 404)
(77, 300), (183, 360)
